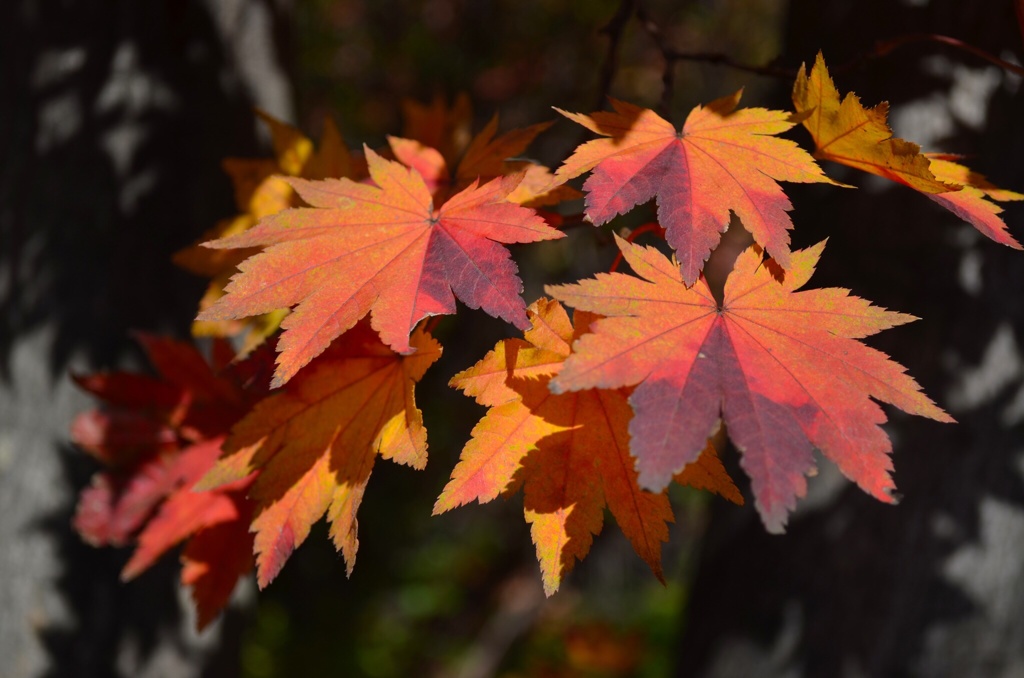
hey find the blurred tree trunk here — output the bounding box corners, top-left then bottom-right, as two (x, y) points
(0, 1), (292, 676)
(675, 1), (1024, 676)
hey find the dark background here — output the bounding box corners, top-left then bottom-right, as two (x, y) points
(2, 1), (1023, 676)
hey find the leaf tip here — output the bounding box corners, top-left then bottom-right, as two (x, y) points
(635, 467), (671, 495)
(766, 522), (787, 535)
(547, 376), (567, 395)
(431, 496), (454, 516)
(542, 580), (558, 597)
(119, 561), (142, 582)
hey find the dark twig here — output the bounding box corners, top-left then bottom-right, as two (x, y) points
(661, 49), (797, 79)
(855, 33), (1024, 78)
(634, 6), (677, 117)
(652, 33), (1024, 83)
(594, 0), (637, 111)
(632, 8), (1024, 103)
(591, 0), (1024, 125)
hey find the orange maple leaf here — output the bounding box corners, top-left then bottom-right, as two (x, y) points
(176, 112), (357, 353)
(435, 299), (739, 594)
(547, 236), (953, 532)
(793, 53), (1022, 248)
(198, 147), (562, 387)
(401, 93), (474, 166)
(455, 116), (580, 207)
(197, 321), (441, 588)
(554, 93), (837, 284)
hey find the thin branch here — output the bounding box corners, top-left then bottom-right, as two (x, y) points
(634, 6), (677, 116)
(450, 571), (544, 678)
(593, 0), (637, 110)
(631, 7), (1024, 95)
(650, 33), (1024, 82)
(647, 34), (1024, 82)
(661, 49), (796, 79)
(861, 33), (1024, 78)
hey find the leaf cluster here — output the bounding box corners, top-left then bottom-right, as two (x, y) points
(71, 54), (1022, 627)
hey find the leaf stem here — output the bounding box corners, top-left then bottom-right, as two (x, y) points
(424, 316), (443, 334)
(609, 222), (666, 273)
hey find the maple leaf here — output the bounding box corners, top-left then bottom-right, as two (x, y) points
(388, 115), (580, 208)
(74, 452), (178, 547)
(554, 94), (836, 284)
(120, 437), (252, 579)
(401, 92), (474, 165)
(793, 53), (1022, 248)
(455, 116), (580, 207)
(197, 321), (441, 588)
(71, 336), (271, 627)
(435, 299), (739, 594)
(120, 436), (256, 630)
(71, 341), (202, 548)
(176, 112), (358, 353)
(546, 236), (953, 532)
(674, 441), (744, 506)
(71, 335), (252, 468)
(924, 155), (1024, 248)
(181, 509), (256, 629)
(252, 109), (357, 181)
(199, 147), (562, 387)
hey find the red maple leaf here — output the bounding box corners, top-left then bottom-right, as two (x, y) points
(175, 112), (359, 353)
(547, 236), (952, 531)
(555, 94), (836, 284)
(71, 336), (271, 628)
(121, 436), (256, 630)
(181, 509), (256, 629)
(198, 148), (562, 387)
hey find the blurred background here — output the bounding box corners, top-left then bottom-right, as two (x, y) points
(2, 1), (1024, 676)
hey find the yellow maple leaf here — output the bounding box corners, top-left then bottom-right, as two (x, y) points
(794, 53), (1022, 248)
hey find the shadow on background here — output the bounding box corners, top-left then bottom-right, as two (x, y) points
(0, 1), (270, 675)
